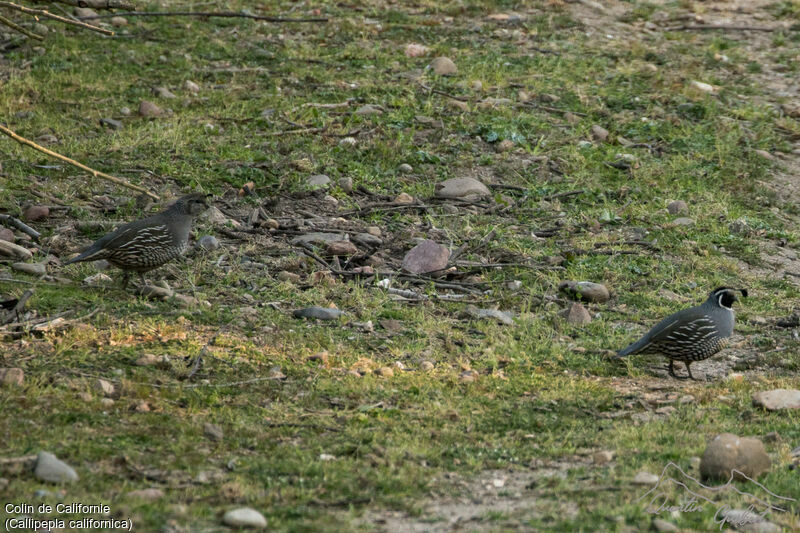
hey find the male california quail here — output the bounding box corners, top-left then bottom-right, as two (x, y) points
(616, 287), (747, 380)
(64, 193), (210, 288)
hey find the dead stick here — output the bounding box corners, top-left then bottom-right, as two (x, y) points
(0, 13), (43, 39)
(265, 126), (326, 136)
(34, 0), (134, 10)
(544, 189), (584, 201)
(666, 24), (783, 32)
(78, 11), (328, 23)
(0, 214), (41, 240)
(0, 124), (158, 200)
(0, 2), (114, 34)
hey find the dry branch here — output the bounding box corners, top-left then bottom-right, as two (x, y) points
(0, 214), (41, 240)
(665, 24), (784, 32)
(0, 13), (43, 39)
(0, 124), (159, 200)
(0, 1), (113, 34)
(77, 11), (328, 23)
(36, 0), (134, 9)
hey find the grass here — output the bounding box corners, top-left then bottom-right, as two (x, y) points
(1, 0), (800, 531)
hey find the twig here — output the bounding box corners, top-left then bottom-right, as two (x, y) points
(0, 14), (44, 40)
(418, 82), (469, 102)
(11, 288), (33, 315)
(265, 126), (326, 137)
(0, 2), (114, 34)
(0, 454), (37, 466)
(449, 228), (497, 265)
(265, 421), (341, 432)
(39, 0), (135, 9)
(77, 11), (329, 23)
(665, 24), (783, 32)
(521, 102), (588, 117)
(0, 214), (41, 241)
(0, 124), (158, 200)
(543, 189), (584, 201)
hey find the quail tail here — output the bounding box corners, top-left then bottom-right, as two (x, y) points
(616, 337), (650, 358)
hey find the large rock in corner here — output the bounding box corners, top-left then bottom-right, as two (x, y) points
(752, 389), (800, 411)
(700, 433), (770, 481)
(34, 451), (79, 483)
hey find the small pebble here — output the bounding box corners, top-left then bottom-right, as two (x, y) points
(429, 56), (457, 76)
(196, 235), (220, 251)
(222, 508), (267, 529)
(398, 163), (413, 173)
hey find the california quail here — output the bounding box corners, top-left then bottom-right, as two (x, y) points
(64, 193), (210, 288)
(616, 287), (747, 380)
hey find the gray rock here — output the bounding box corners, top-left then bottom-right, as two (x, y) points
(203, 206), (240, 228)
(355, 104), (382, 115)
(138, 100), (163, 117)
(560, 302), (592, 325)
(73, 7), (97, 17)
(0, 228), (14, 243)
(475, 308), (514, 325)
(591, 125), (609, 141)
(293, 306), (345, 320)
(203, 422), (224, 442)
(351, 233), (383, 247)
(593, 451), (614, 465)
(0, 368), (24, 386)
(11, 262), (46, 276)
(339, 177), (354, 193)
(398, 163), (413, 173)
(667, 200), (688, 214)
(752, 389), (800, 411)
(700, 433), (770, 481)
(291, 232), (346, 246)
(632, 471), (659, 485)
(222, 508), (267, 529)
(110, 16), (128, 27)
(196, 235), (220, 251)
(120, 106), (131, 116)
(95, 378), (115, 397)
(652, 519), (679, 532)
(183, 80), (200, 93)
(402, 240), (450, 274)
(34, 451), (79, 483)
(673, 217), (695, 226)
(306, 174), (331, 188)
(393, 192), (414, 204)
(153, 86), (176, 99)
(100, 118), (123, 130)
(435, 177), (490, 200)
(429, 56), (457, 76)
(558, 281), (610, 303)
(326, 240), (359, 256)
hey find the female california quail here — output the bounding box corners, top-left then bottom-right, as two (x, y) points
(616, 287), (747, 380)
(64, 193), (210, 288)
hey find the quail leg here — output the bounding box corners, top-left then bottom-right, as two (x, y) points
(668, 359), (688, 380)
(120, 271), (131, 290)
(685, 362), (700, 381)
